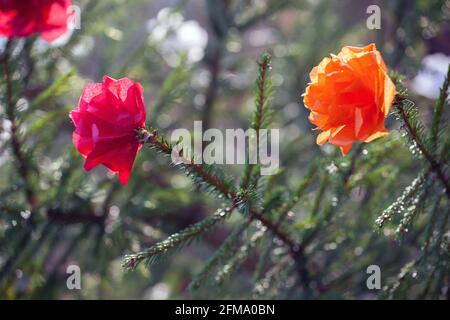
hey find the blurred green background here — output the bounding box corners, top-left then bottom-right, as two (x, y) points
(0, 0), (449, 299)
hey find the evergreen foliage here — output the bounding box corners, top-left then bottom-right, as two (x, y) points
(0, 0), (448, 300)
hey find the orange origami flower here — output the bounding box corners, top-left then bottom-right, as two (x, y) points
(303, 43), (396, 155)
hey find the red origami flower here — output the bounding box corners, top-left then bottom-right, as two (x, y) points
(0, 0), (74, 42)
(70, 76), (147, 185)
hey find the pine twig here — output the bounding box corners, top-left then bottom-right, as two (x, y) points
(136, 127), (302, 259)
(122, 205), (237, 271)
(214, 224), (266, 284)
(0, 41), (39, 287)
(1, 41), (37, 212)
(254, 52), (272, 140)
(242, 53), (273, 189)
(375, 173), (426, 229)
(189, 218), (253, 290)
(431, 64), (450, 152)
(394, 97), (450, 198)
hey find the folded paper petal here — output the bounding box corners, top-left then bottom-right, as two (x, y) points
(303, 43), (396, 155)
(70, 76), (147, 185)
(0, 0), (73, 42)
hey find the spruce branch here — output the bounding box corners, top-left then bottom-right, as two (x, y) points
(383, 200), (449, 299)
(154, 60), (191, 114)
(375, 173), (426, 229)
(214, 224), (266, 284)
(395, 182), (428, 237)
(0, 41), (39, 287)
(443, 138), (450, 163)
(136, 127), (302, 260)
(422, 194), (445, 257)
(192, 165), (317, 291)
(29, 69), (76, 111)
(383, 260), (416, 299)
(137, 128), (234, 198)
(1, 40), (37, 212)
(133, 52), (312, 285)
(254, 164), (318, 277)
(311, 174), (329, 217)
(301, 146), (364, 247)
(189, 218), (253, 291)
(275, 164), (318, 223)
(394, 96), (450, 198)
(253, 257), (291, 298)
(242, 52), (273, 189)
(431, 64), (450, 152)
(235, 54), (277, 274)
(252, 164), (318, 284)
(252, 52), (273, 135)
(122, 205), (236, 271)
(236, 185), (262, 215)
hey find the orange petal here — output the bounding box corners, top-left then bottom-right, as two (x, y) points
(303, 43), (394, 157)
(309, 66), (319, 83)
(316, 129), (331, 145)
(383, 76), (396, 116)
(329, 125), (355, 146)
(339, 144), (352, 156)
(364, 129), (388, 143)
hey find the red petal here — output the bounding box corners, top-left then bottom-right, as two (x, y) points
(83, 137), (141, 185)
(0, 0), (72, 42)
(70, 76), (147, 185)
